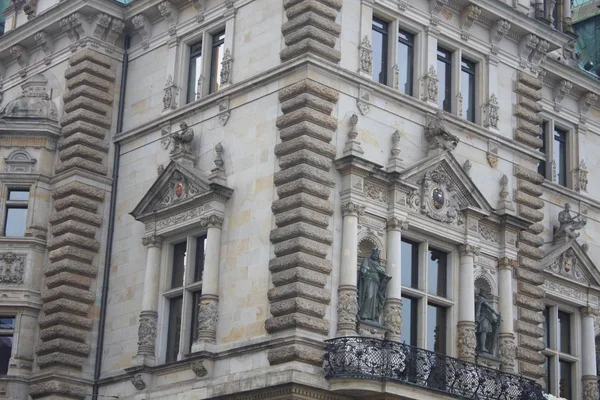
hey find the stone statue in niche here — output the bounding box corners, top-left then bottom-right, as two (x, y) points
(475, 289), (500, 355)
(554, 203), (587, 240)
(358, 248), (391, 323)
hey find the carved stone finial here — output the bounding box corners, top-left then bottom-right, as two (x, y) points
(421, 65), (438, 103)
(209, 142), (226, 183)
(163, 75), (178, 111)
(497, 174), (514, 213)
(343, 114), (364, 156)
(484, 94), (499, 129)
(425, 110), (459, 154)
(387, 130), (404, 171)
(554, 203), (587, 243)
(220, 49), (232, 86)
(577, 159), (588, 192)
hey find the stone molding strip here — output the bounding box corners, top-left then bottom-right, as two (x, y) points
(30, 49), (115, 400)
(512, 71), (546, 380)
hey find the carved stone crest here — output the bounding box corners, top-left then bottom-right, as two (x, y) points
(547, 248), (587, 283)
(131, 374), (146, 391)
(0, 253), (25, 284)
(418, 169), (463, 225)
(191, 360), (208, 378)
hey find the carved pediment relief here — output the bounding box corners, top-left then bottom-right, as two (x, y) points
(131, 161), (232, 223)
(400, 152), (492, 226)
(542, 241), (600, 287)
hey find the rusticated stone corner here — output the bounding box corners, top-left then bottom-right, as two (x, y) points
(512, 71), (546, 380)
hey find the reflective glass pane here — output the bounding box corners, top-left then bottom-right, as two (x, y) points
(166, 296), (182, 363)
(5, 207), (27, 237)
(461, 59), (475, 122)
(553, 129), (567, 186)
(400, 295), (417, 346)
(543, 307), (550, 348)
(437, 48), (452, 112)
(401, 239), (419, 289)
(190, 291), (201, 346)
(171, 241), (187, 289)
(557, 311), (571, 354)
(371, 19), (388, 84)
(426, 304), (446, 354)
(559, 361), (572, 399)
(0, 317), (14, 329)
(194, 236), (206, 282)
(397, 29), (413, 95)
(187, 42), (202, 103)
(427, 248), (447, 297)
(0, 336), (12, 376)
(538, 122), (548, 177)
(8, 190), (29, 201)
(209, 31), (225, 93)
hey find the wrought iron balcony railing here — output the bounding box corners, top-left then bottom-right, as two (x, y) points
(324, 337), (545, 400)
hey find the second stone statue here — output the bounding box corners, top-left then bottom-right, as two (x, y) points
(358, 248), (391, 323)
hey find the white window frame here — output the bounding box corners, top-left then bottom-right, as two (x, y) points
(157, 229), (207, 364)
(399, 233), (457, 356)
(1, 185), (31, 238)
(539, 118), (574, 188)
(543, 303), (581, 398)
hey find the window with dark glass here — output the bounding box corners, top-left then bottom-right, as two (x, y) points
(372, 18), (389, 84)
(397, 28), (414, 95)
(553, 128), (567, 186)
(461, 58), (476, 122)
(4, 189), (29, 237)
(426, 304), (446, 354)
(0, 316), (14, 376)
(401, 295), (417, 346)
(209, 31), (225, 94)
(538, 121), (548, 177)
(437, 47), (452, 112)
(165, 235), (206, 363)
(401, 239), (419, 289)
(543, 306), (576, 398)
(187, 41), (203, 103)
(427, 248), (447, 297)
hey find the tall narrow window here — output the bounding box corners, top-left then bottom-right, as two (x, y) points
(4, 189), (29, 237)
(437, 48), (452, 112)
(0, 316), (14, 376)
(397, 28), (414, 95)
(401, 239), (419, 289)
(187, 41), (203, 103)
(426, 304), (447, 354)
(538, 121), (548, 177)
(461, 58), (476, 122)
(401, 295), (417, 346)
(372, 18), (389, 84)
(553, 128), (567, 186)
(164, 235), (206, 363)
(427, 248), (447, 297)
(543, 306), (577, 398)
(209, 31), (225, 94)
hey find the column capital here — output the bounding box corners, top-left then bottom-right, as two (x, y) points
(142, 234), (162, 248)
(498, 257), (517, 271)
(341, 201), (365, 217)
(581, 306), (597, 318)
(200, 214), (224, 228)
(459, 244), (480, 257)
(386, 217), (408, 232)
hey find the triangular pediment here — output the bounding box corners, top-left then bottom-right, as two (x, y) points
(542, 240), (600, 287)
(399, 151), (493, 215)
(131, 161), (231, 221)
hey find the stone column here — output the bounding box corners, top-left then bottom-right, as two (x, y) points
(563, 0), (574, 34)
(382, 218), (408, 341)
(336, 202), (364, 336)
(134, 234), (162, 366)
(497, 257), (517, 372)
(457, 244), (479, 363)
(194, 215), (224, 345)
(581, 307), (599, 400)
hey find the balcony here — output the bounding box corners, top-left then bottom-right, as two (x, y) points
(324, 337), (545, 400)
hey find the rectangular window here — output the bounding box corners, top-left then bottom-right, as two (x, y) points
(401, 295), (417, 346)
(543, 306), (578, 398)
(397, 28), (414, 95)
(426, 304), (446, 354)
(437, 47), (452, 112)
(0, 316), (15, 376)
(538, 122), (548, 177)
(401, 239), (419, 289)
(559, 361), (572, 399)
(372, 18), (388, 84)
(557, 310), (571, 354)
(553, 128), (567, 186)
(187, 41), (203, 103)
(461, 58), (476, 122)
(164, 235), (206, 362)
(4, 189), (29, 237)
(209, 31), (225, 94)
(427, 248), (447, 297)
